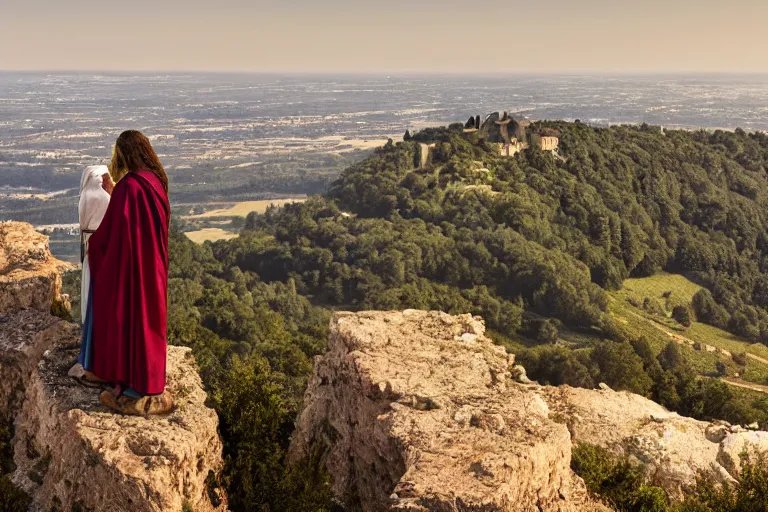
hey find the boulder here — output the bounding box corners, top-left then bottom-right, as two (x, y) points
(289, 310), (603, 511)
(540, 383), (768, 500)
(541, 385), (733, 499)
(12, 344), (226, 512)
(717, 431), (768, 476)
(291, 310), (768, 510)
(0, 221), (70, 315)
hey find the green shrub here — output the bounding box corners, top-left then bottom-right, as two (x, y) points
(677, 453), (768, 512)
(537, 319), (560, 344)
(571, 444), (667, 511)
(214, 355), (333, 512)
(643, 297), (666, 317)
(672, 305), (692, 328)
(574, 445), (768, 512)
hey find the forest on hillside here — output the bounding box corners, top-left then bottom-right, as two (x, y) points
(156, 121), (768, 511)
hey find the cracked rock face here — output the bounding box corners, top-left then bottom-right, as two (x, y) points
(288, 310), (602, 512)
(541, 385), (768, 500)
(290, 310), (768, 511)
(0, 221), (69, 316)
(0, 310), (74, 420)
(13, 344), (227, 512)
(0, 222), (227, 512)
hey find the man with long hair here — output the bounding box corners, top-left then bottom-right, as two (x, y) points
(88, 130), (173, 415)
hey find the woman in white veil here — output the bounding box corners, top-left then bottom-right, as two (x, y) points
(79, 165), (113, 321)
(69, 165), (113, 383)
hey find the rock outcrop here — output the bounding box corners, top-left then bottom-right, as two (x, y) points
(0, 222), (72, 419)
(13, 343), (226, 512)
(0, 222), (226, 512)
(0, 221), (68, 316)
(540, 385), (768, 500)
(289, 310), (603, 511)
(290, 310), (768, 511)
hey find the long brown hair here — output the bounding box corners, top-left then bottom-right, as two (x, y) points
(109, 130), (168, 194)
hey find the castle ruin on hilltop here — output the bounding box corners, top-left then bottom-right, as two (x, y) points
(465, 112), (560, 156)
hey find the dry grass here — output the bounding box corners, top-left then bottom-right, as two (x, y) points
(184, 228), (238, 244)
(183, 198), (307, 219)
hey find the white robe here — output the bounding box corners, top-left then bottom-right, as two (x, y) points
(79, 165), (111, 324)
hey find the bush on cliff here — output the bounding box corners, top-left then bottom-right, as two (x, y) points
(573, 444), (768, 512)
(167, 229), (335, 512)
(571, 444), (667, 512)
(677, 453), (768, 512)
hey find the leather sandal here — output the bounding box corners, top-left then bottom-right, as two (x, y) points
(136, 391), (175, 416)
(99, 390), (142, 415)
(99, 390), (174, 416)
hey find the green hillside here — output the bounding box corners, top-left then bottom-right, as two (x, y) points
(610, 273), (768, 388)
(112, 120), (768, 511)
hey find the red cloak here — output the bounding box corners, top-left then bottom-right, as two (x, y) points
(89, 170), (170, 396)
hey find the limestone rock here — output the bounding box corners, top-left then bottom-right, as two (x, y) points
(0, 221), (70, 315)
(0, 222), (75, 418)
(0, 310), (76, 419)
(705, 423), (730, 443)
(0, 222), (227, 512)
(12, 343), (226, 512)
(511, 364), (532, 384)
(291, 310), (768, 510)
(717, 431), (768, 476)
(540, 385), (765, 499)
(289, 310), (603, 512)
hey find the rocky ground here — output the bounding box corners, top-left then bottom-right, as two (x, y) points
(6, 219), (768, 512)
(289, 310), (605, 511)
(0, 221), (226, 512)
(290, 309), (768, 512)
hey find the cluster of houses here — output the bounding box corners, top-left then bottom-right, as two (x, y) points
(464, 112), (560, 157)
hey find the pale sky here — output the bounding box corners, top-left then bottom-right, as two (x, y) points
(2, 0), (768, 73)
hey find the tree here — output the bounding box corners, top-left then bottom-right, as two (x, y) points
(657, 342), (683, 371)
(537, 319), (560, 344)
(643, 297), (666, 317)
(716, 360), (728, 377)
(571, 444), (667, 512)
(672, 305), (692, 328)
(692, 289), (730, 329)
(590, 341), (653, 396)
(729, 312), (760, 340)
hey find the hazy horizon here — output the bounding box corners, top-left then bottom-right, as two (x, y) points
(3, 0), (768, 73)
(5, 71), (768, 77)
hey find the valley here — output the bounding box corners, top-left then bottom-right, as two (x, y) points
(6, 71), (768, 510)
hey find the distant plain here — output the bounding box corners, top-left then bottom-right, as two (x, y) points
(4, 72), (768, 260)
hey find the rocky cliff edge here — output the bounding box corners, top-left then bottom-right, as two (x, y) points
(289, 310), (768, 511)
(0, 221), (226, 512)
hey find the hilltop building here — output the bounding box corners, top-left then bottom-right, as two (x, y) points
(467, 111), (559, 157)
(530, 133), (559, 151)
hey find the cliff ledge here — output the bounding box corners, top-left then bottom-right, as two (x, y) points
(0, 221), (226, 512)
(290, 309), (768, 511)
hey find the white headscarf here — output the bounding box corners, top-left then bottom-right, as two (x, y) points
(78, 165), (111, 231)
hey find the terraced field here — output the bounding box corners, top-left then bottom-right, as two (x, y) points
(613, 273), (768, 389)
